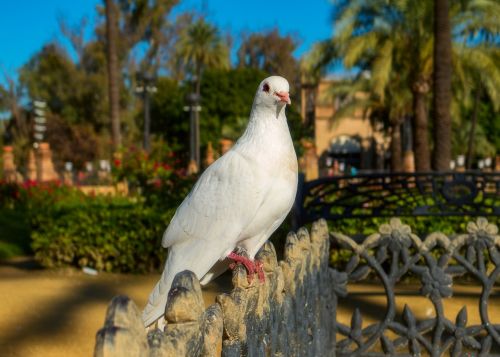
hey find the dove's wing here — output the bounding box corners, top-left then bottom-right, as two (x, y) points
(142, 150), (269, 326)
(162, 149), (265, 252)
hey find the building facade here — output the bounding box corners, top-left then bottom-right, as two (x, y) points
(301, 79), (390, 176)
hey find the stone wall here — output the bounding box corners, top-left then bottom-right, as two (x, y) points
(94, 220), (333, 357)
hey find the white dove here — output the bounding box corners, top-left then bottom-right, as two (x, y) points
(142, 75), (298, 327)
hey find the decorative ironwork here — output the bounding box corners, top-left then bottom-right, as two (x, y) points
(293, 171), (500, 228)
(330, 217), (500, 357)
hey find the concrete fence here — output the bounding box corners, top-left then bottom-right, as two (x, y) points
(94, 219), (333, 357)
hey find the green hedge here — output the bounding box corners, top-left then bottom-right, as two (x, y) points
(3, 179), (499, 273)
(0, 208), (31, 259)
(30, 197), (175, 273)
(0, 181), (176, 272)
(329, 216), (500, 237)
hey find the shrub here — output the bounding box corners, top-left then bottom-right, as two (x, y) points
(30, 194), (175, 273)
(0, 208), (31, 259)
(0, 180), (176, 272)
(0, 141), (195, 273)
(112, 144), (194, 209)
(329, 215), (500, 237)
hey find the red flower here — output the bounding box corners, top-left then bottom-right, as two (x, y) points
(22, 180), (38, 189)
(113, 159), (121, 167)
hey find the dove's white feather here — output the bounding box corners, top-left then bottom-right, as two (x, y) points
(142, 76), (297, 326)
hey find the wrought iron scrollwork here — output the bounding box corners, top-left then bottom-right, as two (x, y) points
(293, 172), (500, 228)
(330, 217), (500, 357)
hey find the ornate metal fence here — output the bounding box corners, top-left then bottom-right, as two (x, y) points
(330, 217), (500, 356)
(293, 171), (500, 228)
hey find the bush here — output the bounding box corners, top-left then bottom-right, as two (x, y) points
(0, 208), (31, 259)
(112, 144), (194, 209)
(30, 194), (175, 273)
(0, 142), (196, 272)
(329, 216), (500, 237)
(0, 180), (177, 272)
(18, 144), (195, 273)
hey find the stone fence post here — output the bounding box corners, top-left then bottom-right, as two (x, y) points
(95, 271), (223, 357)
(2, 146), (23, 183)
(94, 220), (332, 357)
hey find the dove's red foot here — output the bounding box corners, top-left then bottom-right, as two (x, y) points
(228, 252), (265, 283)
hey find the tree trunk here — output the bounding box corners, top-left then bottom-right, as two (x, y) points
(432, 0), (452, 171)
(105, 0), (122, 150)
(412, 78), (431, 171)
(390, 119), (403, 172)
(466, 86), (481, 169)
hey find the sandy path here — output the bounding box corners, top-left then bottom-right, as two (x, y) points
(0, 258), (228, 357)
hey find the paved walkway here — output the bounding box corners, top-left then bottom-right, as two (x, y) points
(1, 257), (498, 357)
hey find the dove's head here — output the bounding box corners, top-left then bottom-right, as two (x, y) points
(253, 76), (291, 112)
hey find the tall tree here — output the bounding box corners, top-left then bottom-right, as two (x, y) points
(325, 0), (433, 170)
(316, 0), (498, 172)
(175, 18), (229, 167)
(237, 29), (300, 86)
(100, 0), (179, 149)
(105, 0), (122, 150)
(432, 0), (453, 171)
(452, 0), (500, 166)
(0, 73), (25, 138)
(176, 18), (229, 96)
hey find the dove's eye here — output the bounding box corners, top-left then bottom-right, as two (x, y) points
(262, 83), (270, 93)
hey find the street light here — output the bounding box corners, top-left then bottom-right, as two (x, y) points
(183, 79), (202, 170)
(135, 74), (157, 152)
(33, 99), (47, 148)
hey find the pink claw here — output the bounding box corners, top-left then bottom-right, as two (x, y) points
(228, 252), (265, 283)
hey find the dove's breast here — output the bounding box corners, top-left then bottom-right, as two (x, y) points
(234, 135), (298, 255)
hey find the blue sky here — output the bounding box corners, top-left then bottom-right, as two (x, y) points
(0, 0), (333, 74)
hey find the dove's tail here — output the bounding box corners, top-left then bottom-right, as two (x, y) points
(142, 242), (227, 327)
(142, 251), (176, 327)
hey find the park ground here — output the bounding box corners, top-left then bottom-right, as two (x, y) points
(0, 257), (228, 357)
(1, 257), (499, 357)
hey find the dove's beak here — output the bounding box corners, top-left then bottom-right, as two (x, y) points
(276, 91), (291, 105)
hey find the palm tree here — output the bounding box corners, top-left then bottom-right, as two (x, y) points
(326, 0), (433, 171)
(432, 0), (453, 171)
(315, 0), (498, 172)
(452, 0), (500, 167)
(105, 0), (122, 150)
(454, 45), (500, 167)
(176, 18), (229, 97)
(175, 18), (229, 168)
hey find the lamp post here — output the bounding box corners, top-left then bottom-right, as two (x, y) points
(33, 99), (47, 148)
(183, 79), (202, 170)
(136, 74), (157, 152)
